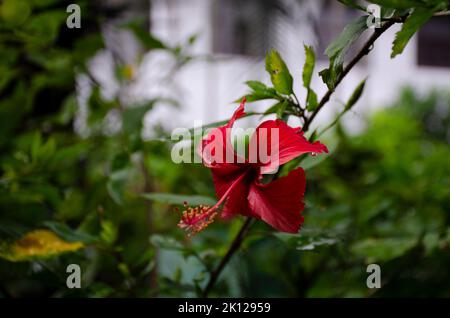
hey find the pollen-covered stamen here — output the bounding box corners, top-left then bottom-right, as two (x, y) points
(177, 171), (251, 236)
(177, 204), (218, 236)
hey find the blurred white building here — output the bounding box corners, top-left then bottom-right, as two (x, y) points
(148, 0), (450, 134)
(84, 0), (450, 137)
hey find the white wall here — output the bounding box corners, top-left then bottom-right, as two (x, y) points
(146, 0), (450, 135)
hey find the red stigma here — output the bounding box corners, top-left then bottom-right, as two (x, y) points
(177, 204), (218, 237)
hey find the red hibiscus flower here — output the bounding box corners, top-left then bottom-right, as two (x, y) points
(178, 98), (328, 235)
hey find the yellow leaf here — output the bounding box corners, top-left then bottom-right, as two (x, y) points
(0, 229), (84, 262)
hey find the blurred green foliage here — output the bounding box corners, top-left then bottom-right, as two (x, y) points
(158, 88), (450, 298)
(0, 0), (449, 298)
(0, 0), (200, 297)
(296, 88), (450, 297)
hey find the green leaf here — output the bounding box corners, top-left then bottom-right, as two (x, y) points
(302, 45), (315, 89)
(58, 94), (78, 125)
(367, 0), (432, 9)
(345, 78), (366, 110)
(30, 0), (60, 8)
(107, 169), (129, 205)
(338, 0), (367, 11)
(423, 232), (440, 255)
(320, 16), (368, 89)
(122, 102), (155, 136)
(381, 7), (398, 19)
(351, 237), (417, 262)
(87, 87), (116, 125)
(241, 80), (278, 103)
(100, 220), (118, 246)
(274, 229), (339, 251)
(264, 102), (284, 115)
(296, 237), (338, 251)
(391, 8), (434, 58)
(239, 91), (277, 103)
(0, 230), (84, 262)
(265, 49), (294, 95)
(0, 0), (31, 26)
(245, 80), (269, 92)
(125, 21), (167, 50)
(141, 193), (217, 206)
(319, 59), (343, 90)
(276, 100), (289, 119)
(306, 89), (318, 111)
(303, 46), (318, 110)
(150, 234), (184, 250)
(21, 11), (67, 45)
(73, 34), (105, 63)
(325, 16), (368, 64)
(301, 138), (337, 170)
(43, 221), (98, 244)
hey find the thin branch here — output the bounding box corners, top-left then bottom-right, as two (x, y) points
(302, 9), (450, 133)
(303, 19), (401, 132)
(291, 93), (305, 119)
(434, 10), (450, 17)
(317, 108), (347, 138)
(202, 217), (254, 297)
(292, 92), (302, 109)
(140, 155), (159, 293)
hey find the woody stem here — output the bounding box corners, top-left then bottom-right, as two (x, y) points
(302, 18), (403, 132)
(202, 217), (255, 297)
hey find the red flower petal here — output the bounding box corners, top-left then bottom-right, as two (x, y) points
(198, 98), (247, 167)
(247, 167), (306, 233)
(226, 97), (247, 128)
(249, 119), (328, 174)
(210, 166), (254, 219)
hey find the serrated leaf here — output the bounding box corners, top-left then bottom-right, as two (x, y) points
(320, 16), (368, 89)
(141, 193), (217, 206)
(325, 16), (368, 65)
(0, 230), (84, 262)
(265, 49), (293, 95)
(391, 8), (434, 58)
